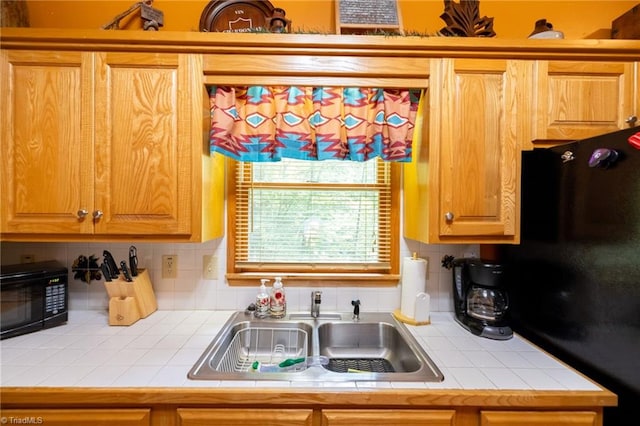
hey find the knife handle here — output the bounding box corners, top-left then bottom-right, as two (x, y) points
(103, 250), (119, 278)
(129, 246), (138, 276)
(120, 260), (133, 282)
(101, 262), (112, 282)
(129, 258), (138, 277)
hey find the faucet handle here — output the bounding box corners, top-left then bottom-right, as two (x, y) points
(351, 299), (360, 320)
(313, 290), (322, 302)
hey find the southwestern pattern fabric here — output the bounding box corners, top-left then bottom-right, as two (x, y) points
(209, 86), (422, 162)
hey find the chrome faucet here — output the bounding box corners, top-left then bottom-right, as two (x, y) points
(311, 291), (322, 318)
(351, 299), (360, 321)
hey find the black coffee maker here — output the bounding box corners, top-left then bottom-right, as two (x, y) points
(452, 258), (512, 340)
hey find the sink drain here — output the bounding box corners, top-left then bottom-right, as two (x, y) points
(326, 358), (395, 373)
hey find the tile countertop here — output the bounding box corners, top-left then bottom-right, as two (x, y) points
(0, 310), (603, 391)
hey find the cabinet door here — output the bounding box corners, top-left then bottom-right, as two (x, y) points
(177, 408), (314, 425)
(1, 50), (94, 235)
(0, 408), (149, 425)
(480, 410), (598, 426)
(434, 59), (521, 243)
(636, 61), (639, 124)
(533, 61), (636, 143)
(321, 409), (456, 426)
(94, 52), (193, 235)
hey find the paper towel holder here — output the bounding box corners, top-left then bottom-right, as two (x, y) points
(394, 294), (431, 326)
(394, 253), (430, 326)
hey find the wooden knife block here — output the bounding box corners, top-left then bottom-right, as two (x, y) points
(108, 296), (140, 326)
(103, 269), (157, 326)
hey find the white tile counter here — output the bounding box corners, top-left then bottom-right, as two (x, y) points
(0, 310), (603, 392)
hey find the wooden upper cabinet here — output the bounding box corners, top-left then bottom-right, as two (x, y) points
(531, 60), (637, 145)
(437, 59), (521, 242)
(405, 58), (522, 244)
(94, 52), (193, 236)
(1, 50), (94, 235)
(637, 61), (639, 121)
(1, 50), (223, 241)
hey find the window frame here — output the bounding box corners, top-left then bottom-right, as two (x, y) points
(225, 158), (401, 286)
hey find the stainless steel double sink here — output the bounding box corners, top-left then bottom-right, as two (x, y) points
(188, 311), (444, 382)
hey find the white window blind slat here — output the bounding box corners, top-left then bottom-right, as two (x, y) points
(233, 158), (393, 272)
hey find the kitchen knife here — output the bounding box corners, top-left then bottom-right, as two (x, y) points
(101, 262), (112, 282)
(103, 250), (120, 278)
(120, 260), (133, 282)
(129, 245), (138, 277)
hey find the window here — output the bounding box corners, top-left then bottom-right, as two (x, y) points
(226, 158), (401, 285)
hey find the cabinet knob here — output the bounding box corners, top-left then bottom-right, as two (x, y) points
(444, 211), (455, 222)
(626, 115), (638, 125)
(77, 209), (89, 218)
(93, 210), (104, 220)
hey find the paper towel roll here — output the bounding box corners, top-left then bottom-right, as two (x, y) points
(400, 256), (428, 320)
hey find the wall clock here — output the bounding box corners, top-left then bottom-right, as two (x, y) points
(199, 0), (278, 32)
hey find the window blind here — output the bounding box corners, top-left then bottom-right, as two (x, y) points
(231, 158), (393, 273)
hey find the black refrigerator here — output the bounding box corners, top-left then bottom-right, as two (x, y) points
(503, 127), (640, 426)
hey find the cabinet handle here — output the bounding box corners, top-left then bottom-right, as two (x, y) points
(77, 209), (89, 219)
(93, 210), (104, 220)
(444, 211), (454, 222)
(626, 115), (638, 125)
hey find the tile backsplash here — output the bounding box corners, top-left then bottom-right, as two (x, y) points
(0, 238), (475, 314)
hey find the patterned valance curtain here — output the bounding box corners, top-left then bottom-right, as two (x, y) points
(209, 86), (422, 162)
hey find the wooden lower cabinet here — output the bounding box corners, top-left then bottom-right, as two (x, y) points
(480, 410), (598, 426)
(175, 408), (601, 426)
(0, 408), (150, 425)
(176, 408), (314, 426)
(321, 409), (456, 426)
(176, 408), (455, 426)
(0, 407), (606, 426)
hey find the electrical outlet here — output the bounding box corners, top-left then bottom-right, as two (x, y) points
(20, 254), (35, 263)
(162, 255), (178, 279)
(203, 255), (217, 279)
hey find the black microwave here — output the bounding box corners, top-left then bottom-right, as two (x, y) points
(0, 260), (69, 340)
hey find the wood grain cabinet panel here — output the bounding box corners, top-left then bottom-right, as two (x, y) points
(1, 50), (224, 241)
(438, 59), (520, 241)
(532, 60), (637, 144)
(94, 51), (226, 240)
(94, 52), (193, 236)
(177, 408), (314, 426)
(480, 410), (598, 426)
(0, 50), (94, 235)
(0, 409), (150, 426)
(321, 409), (456, 426)
(404, 58), (525, 244)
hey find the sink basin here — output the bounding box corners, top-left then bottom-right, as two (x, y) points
(188, 311), (444, 382)
(189, 319), (313, 380)
(318, 322), (422, 373)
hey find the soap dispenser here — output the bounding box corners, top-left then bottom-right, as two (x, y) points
(255, 279), (270, 319)
(270, 276), (286, 318)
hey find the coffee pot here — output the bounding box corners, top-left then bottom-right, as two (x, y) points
(451, 258), (512, 340)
